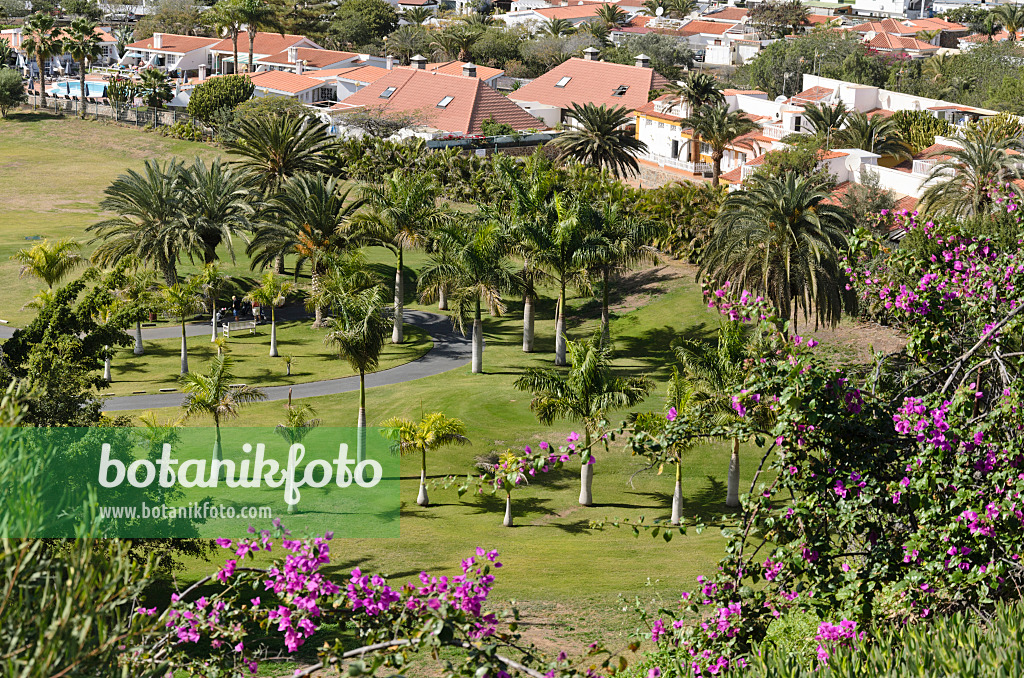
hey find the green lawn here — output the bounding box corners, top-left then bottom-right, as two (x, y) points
(104, 320), (432, 396)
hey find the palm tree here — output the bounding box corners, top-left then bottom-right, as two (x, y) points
(666, 0), (697, 18)
(403, 6), (432, 25)
(277, 391), (322, 512)
(667, 71), (723, 116)
(244, 272), (295, 356)
(971, 13), (1002, 41)
(209, 0), (244, 73)
(580, 201), (660, 343)
(89, 160), (185, 286)
(193, 263), (233, 342)
(578, 20), (613, 47)
(138, 68), (173, 108)
(237, 0), (285, 74)
(382, 411), (469, 507)
(594, 3), (629, 28)
(801, 101), (849, 144)
(161, 280), (206, 374)
(181, 354), (267, 478)
(94, 300), (119, 383)
(248, 174), (364, 327)
(702, 171), (857, 333)
(550, 103), (648, 179)
(920, 129), (1024, 217)
(63, 18), (102, 119)
(11, 239), (84, 289)
(22, 13), (62, 106)
(514, 337), (650, 506)
(915, 28), (942, 43)
(681, 103), (758, 186)
(837, 111), (912, 162)
(115, 266), (158, 355)
(430, 26), (480, 61)
(353, 171), (448, 343)
(539, 17), (576, 37)
(386, 25), (427, 64)
(322, 286), (390, 462)
(225, 113), (335, 194)
(995, 3), (1024, 40)
(419, 220), (517, 374)
(924, 52), (950, 83)
(178, 158), (254, 265)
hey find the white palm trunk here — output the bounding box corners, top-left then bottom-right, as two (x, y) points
(471, 302), (483, 374)
(134, 320), (144, 355)
(103, 354), (112, 382)
(417, 449), (429, 506)
(393, 249), (404, 344)
(522, 293), (534, 353)
(726, 437), (740, 507)
(671, 462), (683, 525)
(211, 309), (218, 342)
(438, 286), (448, 310)
(579, 461), (594, 506)
(555, 285), (567, 366)
(180, 323), (189, 374)
(269, 310), (278, 357)
(503, 494), (513, 527)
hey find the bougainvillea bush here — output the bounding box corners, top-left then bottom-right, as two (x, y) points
(632, 190), (1024, 675)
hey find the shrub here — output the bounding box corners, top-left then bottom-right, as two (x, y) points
(186, 74), (253, 123)
(480, 116), (515, 137)
(890, 109), (952, 153)
(164, 119), (206, 141)
(0, 67), (26, 117)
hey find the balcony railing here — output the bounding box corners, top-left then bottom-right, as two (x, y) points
(912, 159), (936, 175)
(762, 125), (787, 140)
(648, 153), (711, 174)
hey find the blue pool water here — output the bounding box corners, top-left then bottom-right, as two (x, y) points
(47, 81), (108, 97)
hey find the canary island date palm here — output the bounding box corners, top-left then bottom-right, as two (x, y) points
(701, 171), (857, 334)
(382, 411), (469, 507)
(64, 18), (102, 118)
(244, 272), (295, 357)
(181, 354), (267, 479)
(667, 71), (723, 117)
(11, 239), (84, 290)
(177, 158), (254, 266)
(995, 3), (1024, 40)
(418, 219), (517, 374)
(681, 102), (758, 187)
(514, 337), (651, 506)
(353, 171), (449, 343)
(237, 0), (285, 73)
(539, 17), (576, 37)
(837, 111), (912, 162)
(920, 129), (1024, 218)
(802, 101), (849, 144)
(23, 13), (62, 106)
(161, 280), (206, 374)
(550, 103), (648, 179)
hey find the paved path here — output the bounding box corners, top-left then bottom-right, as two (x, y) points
(0, 311), (471, 411)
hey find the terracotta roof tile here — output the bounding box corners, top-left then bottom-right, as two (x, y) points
(127, 33), (221, 54)
(786, 85), (834, 104)
(398, 60), (504, 81)
(210, 31), (314, 56)
(247, 70), (325, 94)
(633, 99), (683, 123)
(509, 57), (669, 112)
(723, 88), (766, 96)
(823, 181), (853, 205)
(258, 47), (359, 68)
(963, 30), (1010, 42)
(866, 33), (937, 52)
(340, 69), (542, 135)
(678, 19), (736, 35)
(704, 6), (747, 21)
(533, 4), (603, 20)
(310, 65), (392, 83)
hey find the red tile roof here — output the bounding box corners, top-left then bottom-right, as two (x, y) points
(787, 85), (834, 104)
(705, 6), (747, 21)
(865, 108), (895, 118)
(533, 3), (603, 20)
(895, 195), (919, 211)
(818, 150), (848, 160)
(210, 31), (314, 56)
(340, 69), (543, 135)
(258, 47), (359, 68)
(823, 181), (853, 205)
(509, 57), (670, 112)
(399, 60), (504, 81)
(633, 99), (683, 123)
(963, 30), (1010, 42)
(247, 70), (325, 94)
(866, 33), (938, 52)
(849, 17), (965, 34)
(311, 65), (392, 83)
(678, 19), (737, 35)
(723, 88), (766, 96)
(128, 33), (222, 54)
(731, 128), (776, 149)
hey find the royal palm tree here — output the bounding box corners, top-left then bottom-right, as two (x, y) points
(802, 101), (849, 144)
(237, 0), (285, 73)
(193, 263), (233, 342)
(181, 354), (267, 477)
(681, 102), (758, 186)
(11, 239), (84, 289)
(667, 71), (723, 116)
(702, 172), (857, 333)
(209, 0), (244, 73)
(115, 266), (158, 355)
(995, 3), (1024, 40)
(539, 17), (576, 37)
(418, 220), (517, 373)
(323, 286), (390, 462)
(178, 158), (254, 265)
(594, 3), (629, 28)
(89, 160), (185, 286)
(403, 6), (432, 25)
(514, 337), (650, 506)
(837, 111), (912, 162)
(63, 18), (102, 118)
(550, 103), (648, 179)
(382, 411), (469, 507)
(353, 171), (449, 343)
(920, 129), (1024, 217)
(161, 280), (206, 374)
(580, 201), (660, 343)
(244, 272), (295, 356)
(22, 13), (62, 105)
(248, 174), (364, 327)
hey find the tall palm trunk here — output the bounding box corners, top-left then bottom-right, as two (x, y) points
(78, 57), (87, 119)
(555, 279), (567, 366)
(248, 31), (257, 74)
(311, 267), (324, 328)
(601, 265), (611, 346)
(711, 151), (723, 187)
(134, 320), (144, 355)
(579, 428), (593, 506)
(393, 247), (404, 344)
(503, 492), (513, 527)
(180, 320), (189, 374)
(471, 297), (483, 373)
(726, 437), (740, 507)
(417, 448), (429, 506)
(269, 306), (278, 357)
(103, 351), (112, 382)
(522, 267), (534, 353)
(211, 300), (219, 342)
(37, 55), (47, 105)
(274, 255), (285, 274)
(438, 286), (448, 310)
(213, 417), (225, 480)
(357, 369), (366, 464)
(671, 458), (682, 525)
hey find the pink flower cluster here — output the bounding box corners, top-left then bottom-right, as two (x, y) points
(815, 620), (863, 664)
(702, 281), (774, 324)
(893, 397), (954, 452)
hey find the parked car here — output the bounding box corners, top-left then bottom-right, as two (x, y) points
(694, 50), (706, 62)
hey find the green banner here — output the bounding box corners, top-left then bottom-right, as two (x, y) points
(0, 427), (399, 538)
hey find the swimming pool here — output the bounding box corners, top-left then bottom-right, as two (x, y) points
(47, 81), (108, 97)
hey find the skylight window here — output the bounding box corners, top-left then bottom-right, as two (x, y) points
(555, 76), (572, 88)
(437, 96), (454, 108)
(379, 86), (396, 98)
(612, 85), (629, 97)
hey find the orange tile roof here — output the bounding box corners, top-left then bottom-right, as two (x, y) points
(705, 7), (747, 21)
(823, 181), (853, 205)
(128, 33), (222, 54)
(719, 166), (743, 183)
(723, 88), (766, 96)
(895, 195), (919, 211)
(633, 99), (683, 123)
(509, 57), (670, 112)
(818, 150), (848, 160)
(398, 60), (504, 81)
(259, 47), (359, 68)
(787, 85), (834, 104)
(963, 30), (1010, 42)
(340, 69), (543, 135)
(865, 108), (895, 118)
(678, 19), (737, 35)
(247, 70), (325, 94)
(849, 17), (965, 34)
(311, 65), (392, 83)
(803, 14), (838, 24)
(866, 33), (937, 52)
(210, 31), (314, 56)
(731, 128), (776, 149)
(533, 3), (603, 20)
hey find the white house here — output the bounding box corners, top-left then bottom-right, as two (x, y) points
(4, 26), (120, 75)
(208, 31), (320, 74)
(121, 33), (222, 74)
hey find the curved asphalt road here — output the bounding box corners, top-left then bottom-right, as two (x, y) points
(0, 311), (471, 412)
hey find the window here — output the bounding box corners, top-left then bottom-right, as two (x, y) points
(437, 95), (454, 108)
(555, 76), (571, 88)
(794, 115), (802, 132)
(612, 85), (629, 97)
(380, 87), (396, 98)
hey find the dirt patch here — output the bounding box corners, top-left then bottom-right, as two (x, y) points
(531, 506), (581, 526)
